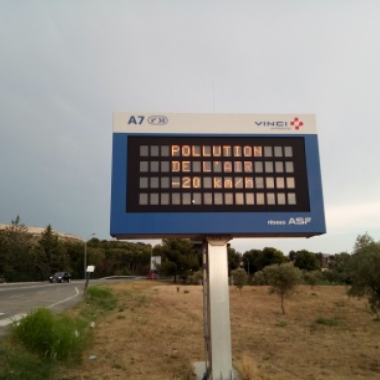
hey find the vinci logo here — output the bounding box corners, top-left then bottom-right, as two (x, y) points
(290, 117), (304, 130)
(255, 117), (304, 130)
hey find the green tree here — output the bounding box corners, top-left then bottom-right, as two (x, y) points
(323, 252), (352, 284)
(243, 249), (263, 274)
(263, 262), (302, 314)
(260, 247), (287, 268)
(353, 232), (375, 252)
(228, 247), (241, 275)
(231, 267), (248, 295)
(294, 250), (321, 271)
(34, 224), (69, 278)
(348, 234), (380, 316)
(243, 247), (286, 275)
(155, 239), (200, 283)
(0, 216), (34, 281)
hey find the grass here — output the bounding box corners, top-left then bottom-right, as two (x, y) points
(314, 316), (340, 326)
(60, 282), (380, 380)
(0, 340), (54, 380)
(10, 308), (88, 360)
(2, 283), (380, 379)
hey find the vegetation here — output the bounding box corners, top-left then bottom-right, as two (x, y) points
(242, 247), (287, 275)
(303, 270), (323, 289)
(322, 252), (351, 284)
(187, 270), (203, 285)
(10, 308), (88, 360)
(0, 216), (153, 281)
(348, 233), (380, 316)
(262, 262), (302, 314)
(2, 215), (380, 308)
(153, 238), (200, 282)
(25, 282), (380, 380)
(292, 249), (321, 271)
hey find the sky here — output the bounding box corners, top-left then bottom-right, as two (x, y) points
(1, 1), (380, 255)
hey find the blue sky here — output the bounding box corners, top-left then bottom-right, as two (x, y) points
(1, 1), (380, 255)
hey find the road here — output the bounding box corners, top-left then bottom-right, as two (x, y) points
(0, 277), (133, 338)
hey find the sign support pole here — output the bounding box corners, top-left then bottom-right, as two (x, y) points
(206, 236), (238, 380)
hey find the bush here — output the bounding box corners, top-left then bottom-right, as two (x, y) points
(303, 270), (323, 288)
(231, 267), (248, 295)
(187, 270), (203, 285)
(252, 270), (266, 285)
(10, 308), (88, 360)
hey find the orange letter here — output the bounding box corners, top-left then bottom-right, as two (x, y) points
(172, 145), (180, 156)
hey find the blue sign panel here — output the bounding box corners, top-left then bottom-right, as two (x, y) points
(110, 113), (326, 239)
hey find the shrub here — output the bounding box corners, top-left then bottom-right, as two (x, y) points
(252, 270), (266, 285)
(187, 270), (203, 285)
(314, 316), (339, 326)
(231, 267), (248, 295)
(303, 270), (323, 288)
(10, 308), (88, 360)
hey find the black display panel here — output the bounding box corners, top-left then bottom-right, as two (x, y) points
(127, 136), (310, 212)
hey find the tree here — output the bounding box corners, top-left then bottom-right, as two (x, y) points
(231, 267), (248, 295)
(353, 232), (375, 252)
(155, 239), (200, 283)
(348, 234), (380, 316)
(294, 250), (321, 271)
(228, 247), (241, 275)
(34, 224), (69, 278)
(0, 216), (34, 281)
(323, 252), (352, 284)
(263, 262), (302, 314)
(243, 247), (287, 275)
(260, 247), (287, 268)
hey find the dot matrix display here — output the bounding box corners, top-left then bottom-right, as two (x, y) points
(127, 136), (310, 212)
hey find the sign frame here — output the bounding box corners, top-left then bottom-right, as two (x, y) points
(110, 113), (326, 239)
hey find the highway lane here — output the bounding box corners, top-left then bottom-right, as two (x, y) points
(0, 281), (86, 338)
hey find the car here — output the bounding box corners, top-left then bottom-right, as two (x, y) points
(146, 272), (158, 280)
(49, 271), (71, 283)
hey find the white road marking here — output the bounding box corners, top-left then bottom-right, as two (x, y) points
(47, 286), (80, 309)
(0, 313), (27, 327)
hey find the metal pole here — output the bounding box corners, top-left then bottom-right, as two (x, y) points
(84, 233), (95, 280)
(84, 241), (87, 280)
(207, 236), (235, 380)
(202, 240), (211, 379)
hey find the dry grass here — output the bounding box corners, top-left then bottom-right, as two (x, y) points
(63, 282), (380, 380)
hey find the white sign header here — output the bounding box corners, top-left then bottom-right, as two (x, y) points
(113, 113), (317, 135)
